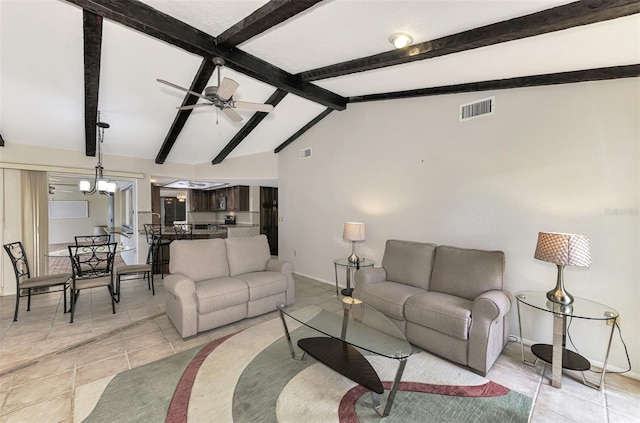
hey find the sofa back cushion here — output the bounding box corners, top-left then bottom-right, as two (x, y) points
(430, 245), (505, 300)
(169, 239), (229, 282)
(225, 235), (271, 277)
(381, 240), (437, 290)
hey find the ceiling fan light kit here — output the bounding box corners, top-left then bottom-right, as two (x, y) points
(157, 57), (273, 123)
(389, 33), (413, 49)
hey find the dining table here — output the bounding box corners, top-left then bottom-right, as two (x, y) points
(47, 244), (135, 257)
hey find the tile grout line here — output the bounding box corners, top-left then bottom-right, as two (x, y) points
(0, 312), (166, 378)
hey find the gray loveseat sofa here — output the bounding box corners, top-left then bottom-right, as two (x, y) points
(353, 239), (511, 375)
(163, 235), (294, 339)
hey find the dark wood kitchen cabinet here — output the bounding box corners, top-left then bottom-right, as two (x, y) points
(189, 189), (210, 212)
(227, 186), (249, 211)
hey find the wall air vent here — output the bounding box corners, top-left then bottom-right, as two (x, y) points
(300, 148), (312, 159)
(459, 96), (495, 122)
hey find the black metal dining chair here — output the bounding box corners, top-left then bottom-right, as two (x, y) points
(3, 241), (72, 321)
(74, 235), (110, 246)
(113, 238), (157, 302)
(68, 243), (117, 323)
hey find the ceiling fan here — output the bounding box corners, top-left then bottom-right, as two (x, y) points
(178, 181), (207, 188)
(157, 57), (274, 123)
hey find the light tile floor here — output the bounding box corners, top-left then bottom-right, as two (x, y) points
(0, 274), (638, 422)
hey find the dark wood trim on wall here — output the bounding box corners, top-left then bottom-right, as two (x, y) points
(64, 0), (346, 111)
(274, 108), (333, 153)
(299, 0), (640, 81)
(212, 89), (288, 164)
(0, 133), (5, 147)
(349, 65), (640, 103)
(82, 10), (103, 157)
(155, 59), (217, 164)
(216, 0), (324, 47)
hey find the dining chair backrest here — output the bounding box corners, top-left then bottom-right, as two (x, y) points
(68, 243), (117, 278)
(75, 235), (110, 246)
(3, 241), (32, 282)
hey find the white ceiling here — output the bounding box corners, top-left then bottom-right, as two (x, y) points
(1, 0), (638, 167)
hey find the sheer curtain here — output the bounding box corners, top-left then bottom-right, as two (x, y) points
(21, 170), (49, 276)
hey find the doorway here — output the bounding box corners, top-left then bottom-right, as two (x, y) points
(260, 187), (278, 255)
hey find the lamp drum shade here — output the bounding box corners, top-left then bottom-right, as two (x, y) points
(343, 222), (366, 242)
(534, 232), (591, 267)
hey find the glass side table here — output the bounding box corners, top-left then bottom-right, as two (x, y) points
(333, 258), (375, 296)
(515, 290), (618, 390)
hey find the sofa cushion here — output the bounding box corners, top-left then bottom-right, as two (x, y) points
(430, 246), (505, 301)
(357, 281), (425, 321)
(381, 240), (436, 290)
(195, 277), (249, 314)
(169, 239), (229, 282)
(225, 235), (271, 277)
(234, 271), (287, 301)
(405, 292), (472, 341)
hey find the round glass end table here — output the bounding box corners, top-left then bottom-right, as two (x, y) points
(515, 290), (618, 390)
(333, 258), (375, 296)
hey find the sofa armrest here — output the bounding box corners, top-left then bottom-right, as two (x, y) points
(267, 259), (295, 305)
(468, 290), (512, 374)
(353, 267), (387, 298)
(472, 290), (511, 321)
(163, 274), (198, 339)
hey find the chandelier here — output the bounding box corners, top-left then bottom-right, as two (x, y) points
(79, 115), (116, 195)
(176, 192), (187, 202)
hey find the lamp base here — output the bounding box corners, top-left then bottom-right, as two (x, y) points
(546, 289), (574, 305)
(546, 264), (574, 305)
(348, 241), (361, 264)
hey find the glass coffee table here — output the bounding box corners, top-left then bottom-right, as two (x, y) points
(277, 295), (412, 417)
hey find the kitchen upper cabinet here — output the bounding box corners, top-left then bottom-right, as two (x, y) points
(189, 189), (210, 212)
(227, 186), (249, 211)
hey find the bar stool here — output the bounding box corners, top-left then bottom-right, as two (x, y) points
(173, 223), (193, 240)
(143, 224), (171, 279)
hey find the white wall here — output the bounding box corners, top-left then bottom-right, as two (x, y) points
(278, 78), (639, 378)
(48, 191), (109, 244)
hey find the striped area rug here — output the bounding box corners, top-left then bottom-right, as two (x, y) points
(76, 317), (532, 423)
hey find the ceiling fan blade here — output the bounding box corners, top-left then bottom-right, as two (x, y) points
(233, 101), (274, 113)
(178, 103), (211, 110)
(222, 107), (243, 123)
(217, 77), (239, 101)
(157, 79), (210, 101)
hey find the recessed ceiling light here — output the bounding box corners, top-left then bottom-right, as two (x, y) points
(389, 33), (413, 49)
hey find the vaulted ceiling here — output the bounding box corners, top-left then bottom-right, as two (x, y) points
(1, 0), (638, 166)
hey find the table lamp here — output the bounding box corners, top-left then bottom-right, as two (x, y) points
(534, 231), (591, 305)
(343, 222), (366, 263)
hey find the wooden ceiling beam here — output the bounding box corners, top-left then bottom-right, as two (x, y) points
(349, 65), (640, 103)
(64, 0), (346, 111)
(217, 0), (324, 47)
(274, 108), (333, 153)
(212, 89), (289, 165)
(82, 10), (102, 157)
(155, 59), (218, 164)
(300, 0), (640, 81)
